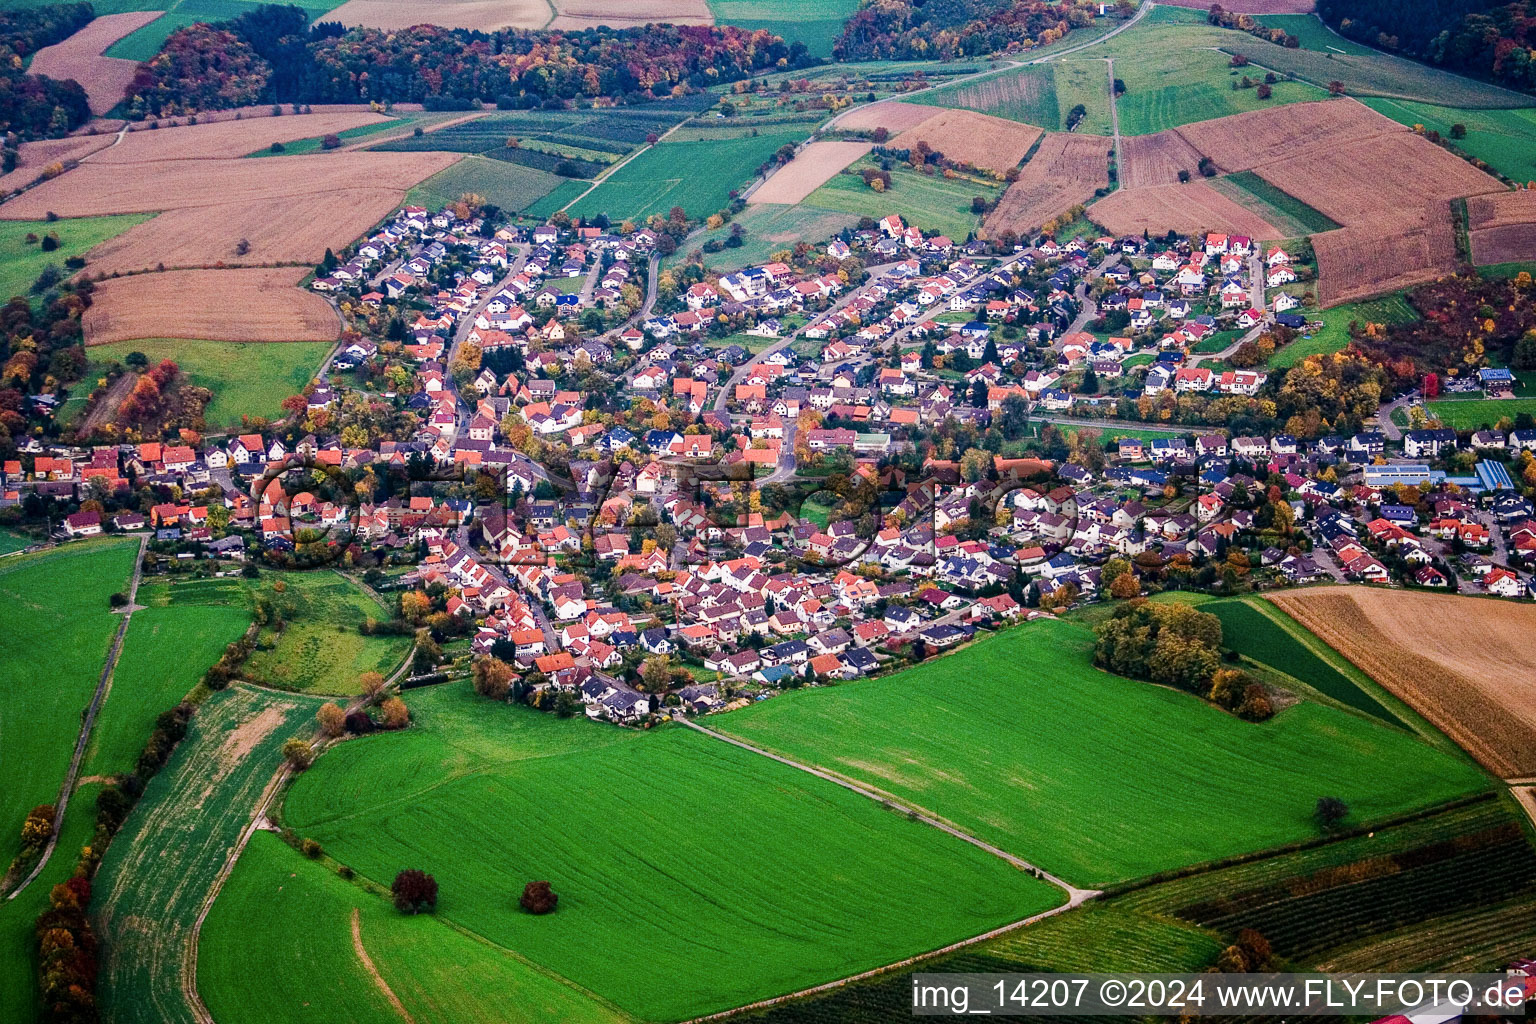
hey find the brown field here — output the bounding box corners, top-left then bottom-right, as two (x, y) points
(1270, 587), (1536, 778)
(832, 101), (945, 135)
(0, 134), (113, 194)
(84, 268), (341, 345)
(1313, 215), (1458, 304)
(1119, 129), (1208, 188)
(1173, 99), (1403, 174)
(889, 109), (1041, 174)
(750, 141), (871, 205)
(924, 71), (1055, 131)
(983, 133), (1108, 235)
(27, 12), (162, 115)
(84, 188), (405, 275)
(1158, 0), (1314, 11)
(1091, 181), (1281, 238)
(0, 151), (457, 218)
(324, 0), (552, 30)
(548, 0), (711, 29)
(93, 111), (397, 163)
(1467, 190), (1536, 265)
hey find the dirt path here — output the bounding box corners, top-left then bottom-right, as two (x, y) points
(6, 534), (147, 900)
(351, 907), (417, 1024)
(77, 368), (136, 435)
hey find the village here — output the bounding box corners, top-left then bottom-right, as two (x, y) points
(8, 202), (1536, 727)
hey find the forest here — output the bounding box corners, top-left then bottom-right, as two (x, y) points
(0, 3), (94, 138)
(125, 3), (813, 116)
(1317, 0), (1536, 93)
(1349, 270), (1536, 379)
(832, 0), (1105, 60)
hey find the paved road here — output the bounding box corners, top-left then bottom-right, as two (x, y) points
(446, 245), (531, 429)
(6, 533), (148, 900)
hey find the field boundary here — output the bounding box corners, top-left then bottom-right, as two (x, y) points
(351, 907), (417, 1024)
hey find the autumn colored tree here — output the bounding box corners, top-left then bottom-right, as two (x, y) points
(282, 737), (314, 769)
(380, 696), (410, 729)
(520, 880), (558, 914)
(358, 670), (385, 697)
(317, 702), (346, 738)
(473, 657), (515, 699)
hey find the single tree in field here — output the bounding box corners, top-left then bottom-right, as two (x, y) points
(473, 657), (515, 700)
(520, 880), (558, 914)
(392, 869), (438, 914)
(317, 702), (345, 738)
(282, 737), (314, 770)
(380, 696), (410, 730)
(358, 670), (385, 698)
(1315, 795), (1349, 830)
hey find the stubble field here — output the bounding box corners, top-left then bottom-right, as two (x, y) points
(1466, 190), (1536, 265)
(322, 0), (553, 30)
(750, 140), (872, 204)
(1091, 180), (1281, 238)
(983, 133), (1109, 235)
(83, 268), (342, 344)
(888, 108), (1042, 174)
(25, 11), (162, 114)
(93, 112), (398, 163)
(1118, 129), (1206, 187)
(1269, 587), (1536, 778)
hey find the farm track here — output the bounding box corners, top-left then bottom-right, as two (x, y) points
(350, 908), (418, 1024)
(5, 534), (146, 901)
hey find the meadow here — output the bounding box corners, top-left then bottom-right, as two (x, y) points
(85, 338), (333, 428)
(523, 179), (591, 219)
(94, 686), (322, 1024)
(708, 0), (859, 54)
(1201, 597), (1408, 726)
(1254, 14), (1377, 55)
(151, 572), (410, 695)
(568, 130), (809, 222)
(405, 155), (567, 214)
(1268, 292), (1417, 368)
(201, 831), (624, 1024)
(918, 61), (1112, 134)
(0, 214), (152, 302)
(0, 540), (137, 871)
(802, 157), (997, 240)
(667, 203), (858, 273)
(248, 118), (404, 157)
(282, 683), (1064, 1021)
(1361, 98), (1536, 186)
(83, 597), (252, 777)
(1208, 170), (1340, 236)
(711, 617), (1490, 887)
(1426, 397), (1536, 430)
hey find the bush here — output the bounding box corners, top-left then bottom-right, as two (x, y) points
(392, 869), (438, 913)
(320, 133), (341, 150)
(520, 879), (558, 914)
(338, 864), (354, 880)
(40, 234), (59, 252)
(109, 592), (128, 607)
(301, 838), (323, 859)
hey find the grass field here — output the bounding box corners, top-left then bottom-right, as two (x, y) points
(0, 214), (152, 302)
(0, 540), (137, 871)
(707, 0), (859, 55)
(1269, 293), (1418, 367)
(282, 682), (1064, 1021)
(405, 155), (567, 214)
(666, 203), (858, 272)
(1426, 396), (1536, 429)
(374, 102), (710, 161)
(710, 617), (1490, 887)
(802, 156), (997, 240)
(919, 61), (1111, 133)
(0, 528), (32, 554)
(1361, 98), (1536, 185)
(524, 179), (590, 219)
(83, 598), (252, 778)
(1202, 597), (1409, 726)
(248, 118), (403, 157)
(145, 572), (410, 695)
(202, 830), (624, 1024)
(1255, 14), (1377, 55)
(94, 686), (322, 1024)
(568, 131), (809, 222)
(1209, 170), (1341, 236)
(85, 338), (332, 428)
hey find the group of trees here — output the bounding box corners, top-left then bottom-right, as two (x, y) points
(1350, 271), (1536, 381)
(834, 0), (1106, 61)
(0, 3), (94, 138)
(127, 3), (811, 116)
(1094, 600), (1224, 693)
(1318, 0), (1536, 93)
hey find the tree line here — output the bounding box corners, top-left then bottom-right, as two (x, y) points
(1317, 0), (1536, 93)
(833, 0), (1106, 61)
(0, 3), (94, 139)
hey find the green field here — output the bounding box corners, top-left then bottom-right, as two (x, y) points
(93, 686), (322, 1024)
(1269, 293), (1417, 367)
(802, 156), (998, 239)
(915, 60), (1113, 134)
(1426, 396), (1536, 429)
(83, 599), (252, 778)
(84, 338), (332, 428)
(0, 528), (32, 554)
(1255, 14), (1378, 56)
(405, 155), (568, 214)
(1362, 98), (1536, 185)
(282, 682), (1064, 1021)
(711, 618), (1490, 887)
(144, 572), (410, 695)
(1209, 170), (1341, 236)
(569, 130), (809, 222)
(0, 214), (152, 303)
(0, 540), (137, 871)
(1202, 597), (1408, 726)
(374, 102), (708, 162)
(524, 179), (591, 219)
(708, 0), (859, 55)
(248, 118), (403, 157)
(666, 203), (858, 272)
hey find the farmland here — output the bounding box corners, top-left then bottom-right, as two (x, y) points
(751, 140), (872, 205)
(325, 0), (552, 31)
(711, 617), (1489, 887)
(1466, 190), (1536, 266)
(372, 103), (709, 162)
(524, 180), (591, 219)
(85, 268), (341, 345)
(201, 830), (624, 1024)
(1426, 397), (1536, 430)
(405, 155), (567, 214)
(917, 61), (1112, 135)
(707, 0), (861, 54)
(1117, 129), (1206, 188)
(888, 109), (1042, 174)
(93, 686), (322, 1024)
(95, 112), (398, 164)
(1209, 170), (1341, 235)
(550, 0), (710, 31)
(0, 540), (137, 871)
(247, 118), (405, 157)
(85, 338), (333, 427)
(281, 682), (1064, 1021)
(1362, 98), (1536, 185)
(0, 134), (113, 195)
(25, 11), (161, 114)
(1270, 588), (1536, 779)
(804, 156), (1000, 240)
(983, 134), (1108, 237)
(833, 100), (946, 135)
(0, 214), (151, 302)
(670, 203), (859, 272)
(568, 130), (810, 222)
(93, 0), (346, 62)
(1090, 181), (1280, 239)
(145, 572), (412, 695)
